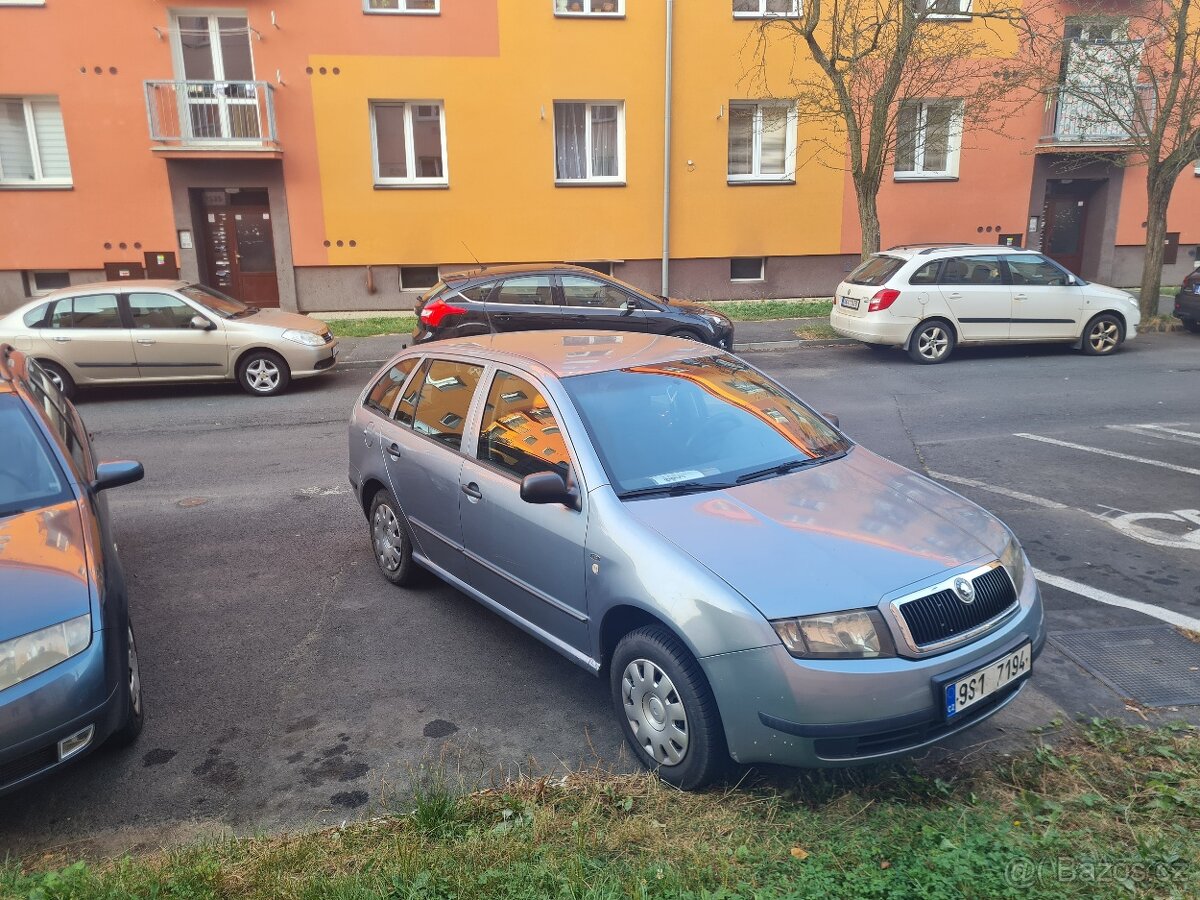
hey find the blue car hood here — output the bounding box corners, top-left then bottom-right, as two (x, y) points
(623, 448), (1009, 620)
(0, 501), (92, 642)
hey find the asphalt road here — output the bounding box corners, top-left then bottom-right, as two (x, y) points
(3, 331), (1198, 858)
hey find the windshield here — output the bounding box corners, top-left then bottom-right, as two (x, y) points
(179, 284), (256, 319)
(846, 255), (905, 286)
(0, 396), (71, 518)
(562, 354), (851, 497)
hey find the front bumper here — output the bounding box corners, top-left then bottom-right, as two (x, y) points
(829, 307), (912, 345)
(701, 579), (1046, 768)
(290, 337), (340, 379)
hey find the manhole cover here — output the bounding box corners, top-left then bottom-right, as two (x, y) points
(1050, 626), (1200, 708)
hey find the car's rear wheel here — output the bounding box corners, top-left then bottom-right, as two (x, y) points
(907, 320), (954, 364)
(610, 626), (727, 790)
(369, 489), (420, 586)
(1181, 318), (1200, 334)
(237, 350), (291, 396)
(109, 621), (144, 747)
(1081, 313), (1124, 355)
(38, 360), (76, 400)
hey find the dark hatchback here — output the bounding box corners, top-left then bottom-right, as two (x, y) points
(0, 345), (145, 796)
(413, 264), (735, 348)
(1174, 269), (1200, 333)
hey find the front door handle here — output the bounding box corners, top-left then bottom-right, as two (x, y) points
(1014, 293), (1028, 301)
(494, 314), (511, 322)
(461, 482), (483, 500)
(946, 292), (963, 300)
(385, 442), (401, 460)
(137, 338), (156, 345)
(51, 336), (71, 343)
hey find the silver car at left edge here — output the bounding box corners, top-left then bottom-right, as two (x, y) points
(347, 331), (1046, 789)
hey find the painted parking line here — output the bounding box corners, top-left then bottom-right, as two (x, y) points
(1014, 433), (1200, 477)
(1107, 424), (1200, 449)
(1135, 423), (1200, 441)
(1032, 568), (1200, 632)
(930, 471), (1068, 511)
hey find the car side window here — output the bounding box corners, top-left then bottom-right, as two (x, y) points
(24, 373), (89, 476)
(48, 294), (123, 329)
(1007, 255), (1069, 287)
(364, 357), (419, 418)
(408, 359), (485, 450)
(478, 370), (573, 481)
(560, 275), (630, 309)
(909, 261), (941, 285)
(128, 293), (198, 329)
(492, 276), (553, 306)
(939, 256), (1002, 286)
(457, 281), (496, 302)
(22, 302), (50, 328)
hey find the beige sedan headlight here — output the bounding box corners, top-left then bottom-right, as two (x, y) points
(282, 329), (325, 347)
(771, 610), (896, 659)
(0, 614), (92, 693)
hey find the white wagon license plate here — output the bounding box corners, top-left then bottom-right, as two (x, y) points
(944, 643), (1031, 717)
(840, 296), (860, 310)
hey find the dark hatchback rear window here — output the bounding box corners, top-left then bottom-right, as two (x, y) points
(846, 255), (905, 286)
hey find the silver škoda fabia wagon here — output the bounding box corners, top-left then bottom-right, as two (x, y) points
(348, 332), (1046, 788)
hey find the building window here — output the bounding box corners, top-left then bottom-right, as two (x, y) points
(894, 101), (962, 179)
(733, 0), (801, 17)
(554, 0), (623, 16)
(371, 101), (448, 187)
(574, 261), (614, 276)
(916, 0), (971, 18)
(0, 97), (71, 187)
(731, 257), (765, 282)
(364, 0), (439, 13)
(727, 102), (796, 183)
(26, 270), (70, 296)
(554, 101), (625, 184)
(401, 265), (440, 289)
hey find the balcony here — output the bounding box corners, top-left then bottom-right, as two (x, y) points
(1038, 83), (1153, 150)
(144, 80), (280, 156)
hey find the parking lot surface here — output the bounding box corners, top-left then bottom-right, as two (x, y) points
(2, 332), (1197, 858)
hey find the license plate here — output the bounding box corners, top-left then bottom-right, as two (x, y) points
(944, 643), (1031, 717)
(331, 344), (340, 357)
(840, 296), (860, 310)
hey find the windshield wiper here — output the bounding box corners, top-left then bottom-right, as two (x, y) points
(618, 480), (734, 500)
(735, 452), (845, 485)
(231, 307), (260, 319)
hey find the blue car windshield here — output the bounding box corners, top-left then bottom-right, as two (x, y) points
(0, 397), (71, 518)
(562, 354), (851, 496)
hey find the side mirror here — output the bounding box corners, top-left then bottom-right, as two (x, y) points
(520, 471), (579, 509)
(92, 460), (144, 492)
(191, 315), (215, 330)
(822, 412), (840, 429)
(1065, 274), (1077, 286)
(619, 300), (636, 316)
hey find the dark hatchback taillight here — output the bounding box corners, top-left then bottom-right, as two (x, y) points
(419, 297), (467, 328)
(1183, 273), (1200, 295)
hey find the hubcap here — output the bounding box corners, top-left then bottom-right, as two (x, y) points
(127, 625), (141, 717)
(245, 358), (281, 392)
(918, 327), (949, 360)
(46, 369), (64, 391)
(1090, 321), (1119, 352)
(621, 658), (689, 766)
(372, 503), (405, 572)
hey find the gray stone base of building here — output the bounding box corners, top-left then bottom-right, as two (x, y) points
(1111, 245), (1200, 289)
(0, 270), (105, 315)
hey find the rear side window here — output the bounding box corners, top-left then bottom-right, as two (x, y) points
(364, 357), (419, 418)
(939, 256), (1002, 286)
(493, 276), (553, 306)
(457, 281), (496, 303)
(909, 261), (941, 285)
(22, 302), (50, 328)
(846, 256), (904, 286)
(48, 294), (123, 329)
(408, 359), (485, 450)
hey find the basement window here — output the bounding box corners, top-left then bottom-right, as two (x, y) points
(401, 265), (440, 290)
(730, 258), (765, 282)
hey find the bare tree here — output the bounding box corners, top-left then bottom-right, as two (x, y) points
(743, 0), (1037, 259)
(1030, 1), (1200, 318)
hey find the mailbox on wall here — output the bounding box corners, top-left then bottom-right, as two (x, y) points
(103, 262), (145, 281)
(144, 250), (180, 279)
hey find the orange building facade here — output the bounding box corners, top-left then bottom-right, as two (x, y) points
(0, 0), (1196, 315)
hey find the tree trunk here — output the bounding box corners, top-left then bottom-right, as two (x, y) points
(856, 184), (882, 259)
(1138, 177), (1172, 321)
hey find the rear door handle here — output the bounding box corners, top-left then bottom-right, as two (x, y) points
(946, 292), (963, 300)
(52, 336), (71, 343)
(461, 482), (482, 500)
(137, 338), (156, 345)
(385, 442), (401, 460)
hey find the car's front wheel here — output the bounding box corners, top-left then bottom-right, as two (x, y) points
(369, 489), (420, 586)
(237, 350), (291, 396)
(38, 360), (76, 400)
(108, 621), (144, 747)
(610, 626), (727, 790)
(908, 320), (955, 364)
(1082, 313), (1124, 356)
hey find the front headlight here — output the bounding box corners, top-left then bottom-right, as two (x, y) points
(771, 609), (896, 659)
(283, 329), (325, 347)
(701, 313), (729, 327)
(0, 614), (92, 693)
(1000, 533), (1029, 595)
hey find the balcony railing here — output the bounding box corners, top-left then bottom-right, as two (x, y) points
(145, 80), (278, 149)
(1039, 83), (1154, 147)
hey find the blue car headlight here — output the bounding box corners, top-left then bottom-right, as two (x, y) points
(1000, 533), (1029, 595)
(0, 614), (92, 693)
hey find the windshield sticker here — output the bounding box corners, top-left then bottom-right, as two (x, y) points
(650, 470), (706, 486)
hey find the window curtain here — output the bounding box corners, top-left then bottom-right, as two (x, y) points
(0, 101), (34, 179)
(590, 104), (618, 177)
(921, 105), (953, 172)
(759, 106), (788, 174)
(555, 102), (587, 179)
(31, 101), (70, 180)
(727, 105), (754, 175)
(895, 103), (920, 171)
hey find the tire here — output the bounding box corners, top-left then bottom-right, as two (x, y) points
(907, 320), (955, 364)
(666, 328), (703, 343)
(610, 626), (727, 790)
(237, 349), (291, 396)
(369, 488), (421, 587)
(1081, 313), (1124, 356)
(108, 621), (144, 747)
(38, 360), (76, 400)
(1181, 318), (1200, 334)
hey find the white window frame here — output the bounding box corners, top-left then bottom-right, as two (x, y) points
(893, 100), (963, 180)
(732, 1), (801, 19)
(730, 257), (766, 282)
(0, 96), (71, 187)
(553, 100), (626, 186)
(0, 1), (47, 6)
(727, 101), (797, 183)
(922, 0), (972, 21)
(554, 0), (624, 17)
(363, 0), (440, 14)
(370, 100), (449, 188)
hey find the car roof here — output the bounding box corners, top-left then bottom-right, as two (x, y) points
(30, 279), (189, 303)
(879, 244), (1039, 261)
(440, 263), (611, 283)
(411, 330), (721, 378)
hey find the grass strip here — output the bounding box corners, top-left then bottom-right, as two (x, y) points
(3, 719), (1198, 899)
(326, 316), (417, 338)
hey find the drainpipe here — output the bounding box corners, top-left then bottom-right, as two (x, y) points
(661, 0), (674, 297)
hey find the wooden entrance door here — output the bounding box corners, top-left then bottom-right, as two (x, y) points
(1042, 195), (1089, 277)
(202, 204), (280, 308)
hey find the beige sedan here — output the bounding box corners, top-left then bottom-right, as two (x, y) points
(0, 281), (338, 397)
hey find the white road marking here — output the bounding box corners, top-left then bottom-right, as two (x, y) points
(1107, 424), (1200, 448)
(1014, 432), (1200, 477)
(1032, 568), (1200, 632)
(1135, 423), (1200, 440)
(929, 471), (1068, 510)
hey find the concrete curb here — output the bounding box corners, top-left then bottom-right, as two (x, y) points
(735, 338), (857, 352)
